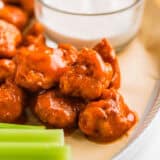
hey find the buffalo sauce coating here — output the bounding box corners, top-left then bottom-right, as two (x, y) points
(0, 80), (24, 122)
(19, 0), (34, 16)
(79, 89), (137, 142)
(94, 39), (121, 89)
(15, 37), (78, 92)
(23, 22), (46, 47)
(0, 19), (136, 144)
(0, 59), (16, 82)
(2, 0), (34, 16)
(58, 43), (78, 64)
(34, 90), (80, 129)
(15, 46), (67, 92)
(14, 21), (79, 92)
(0, 1), (28, 30)
(0, 20), (22, 58)
(60, 48), (113, 100)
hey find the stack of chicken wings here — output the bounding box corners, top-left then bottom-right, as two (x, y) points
(0, 0), (136, 143)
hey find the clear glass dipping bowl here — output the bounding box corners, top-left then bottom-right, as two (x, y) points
(35, 0), (144, 51)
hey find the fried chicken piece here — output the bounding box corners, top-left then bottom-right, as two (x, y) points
(3, 0), (34, 16)
(23, 22), (46, 48)
(58, 43), (78, 64)
(0, 59), (15, 82)
(15, 24), (79, 92)
(0, 1), (28, 30)
(94, 39), (121, 89)
(35, 90), (78, 128)
(15, 46), (65, 92)
(15, 40), (78, 92)
(79, 89), (136, 142)
(60, 48), (113, 100)
(0, 20), (22, 58)
(20, 0), (34, 16)
(0, 80), (24, 122)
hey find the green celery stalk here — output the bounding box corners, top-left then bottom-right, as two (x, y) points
(0, 129), (64, 145)
(0, 143), (71, 160)
(0, 123), (45, 129)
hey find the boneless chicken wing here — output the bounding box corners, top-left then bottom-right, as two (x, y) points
(35, 90), (78, 128)
(79, 89), (136, 142)
(0, 80), (24, 122)
(15, 41), (78, 92)
(23, 22), (45, 47)
(58, 43), (78, 64)
(15, 46), (65, 92)
(20, 0), (34, 15)
(94, 39), (121, 89)
(0, 59), (15, 82)
(0, 1), (28, 30)
(0, 20), (22, 58)
(3, 0), (34, 16)
(60, 48), (113, 100)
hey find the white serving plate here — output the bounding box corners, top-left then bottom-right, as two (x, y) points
(45, 27), (160, 160)
(45, 38), (160, 160)
(62, 38), (160, 160)
(44, 1), (160, 159)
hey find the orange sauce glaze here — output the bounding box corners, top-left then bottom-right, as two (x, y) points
(0, 12), (137, 143)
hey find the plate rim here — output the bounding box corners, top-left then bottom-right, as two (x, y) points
(113, 80), (160, 160)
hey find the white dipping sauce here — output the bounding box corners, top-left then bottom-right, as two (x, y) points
(35, 0), (144, 49)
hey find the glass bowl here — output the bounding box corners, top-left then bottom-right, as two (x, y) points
(35, 0), (144, 51)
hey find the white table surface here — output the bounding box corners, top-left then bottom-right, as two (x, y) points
(132, 110), (160, 160)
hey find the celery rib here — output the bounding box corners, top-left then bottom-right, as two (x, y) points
(0, 123), (45, 129)
(0, 143), (71, 160)
(0, 129), (64, 145)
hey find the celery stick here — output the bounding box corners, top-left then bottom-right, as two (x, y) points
(0, 123), (45, 129)
(0, 143), (71, 160)
(0, 129), (64, 145)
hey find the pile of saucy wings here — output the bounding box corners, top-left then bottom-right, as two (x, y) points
(0, 0), (137, 143)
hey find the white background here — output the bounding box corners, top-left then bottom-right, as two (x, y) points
(133, 111), (160, 160)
